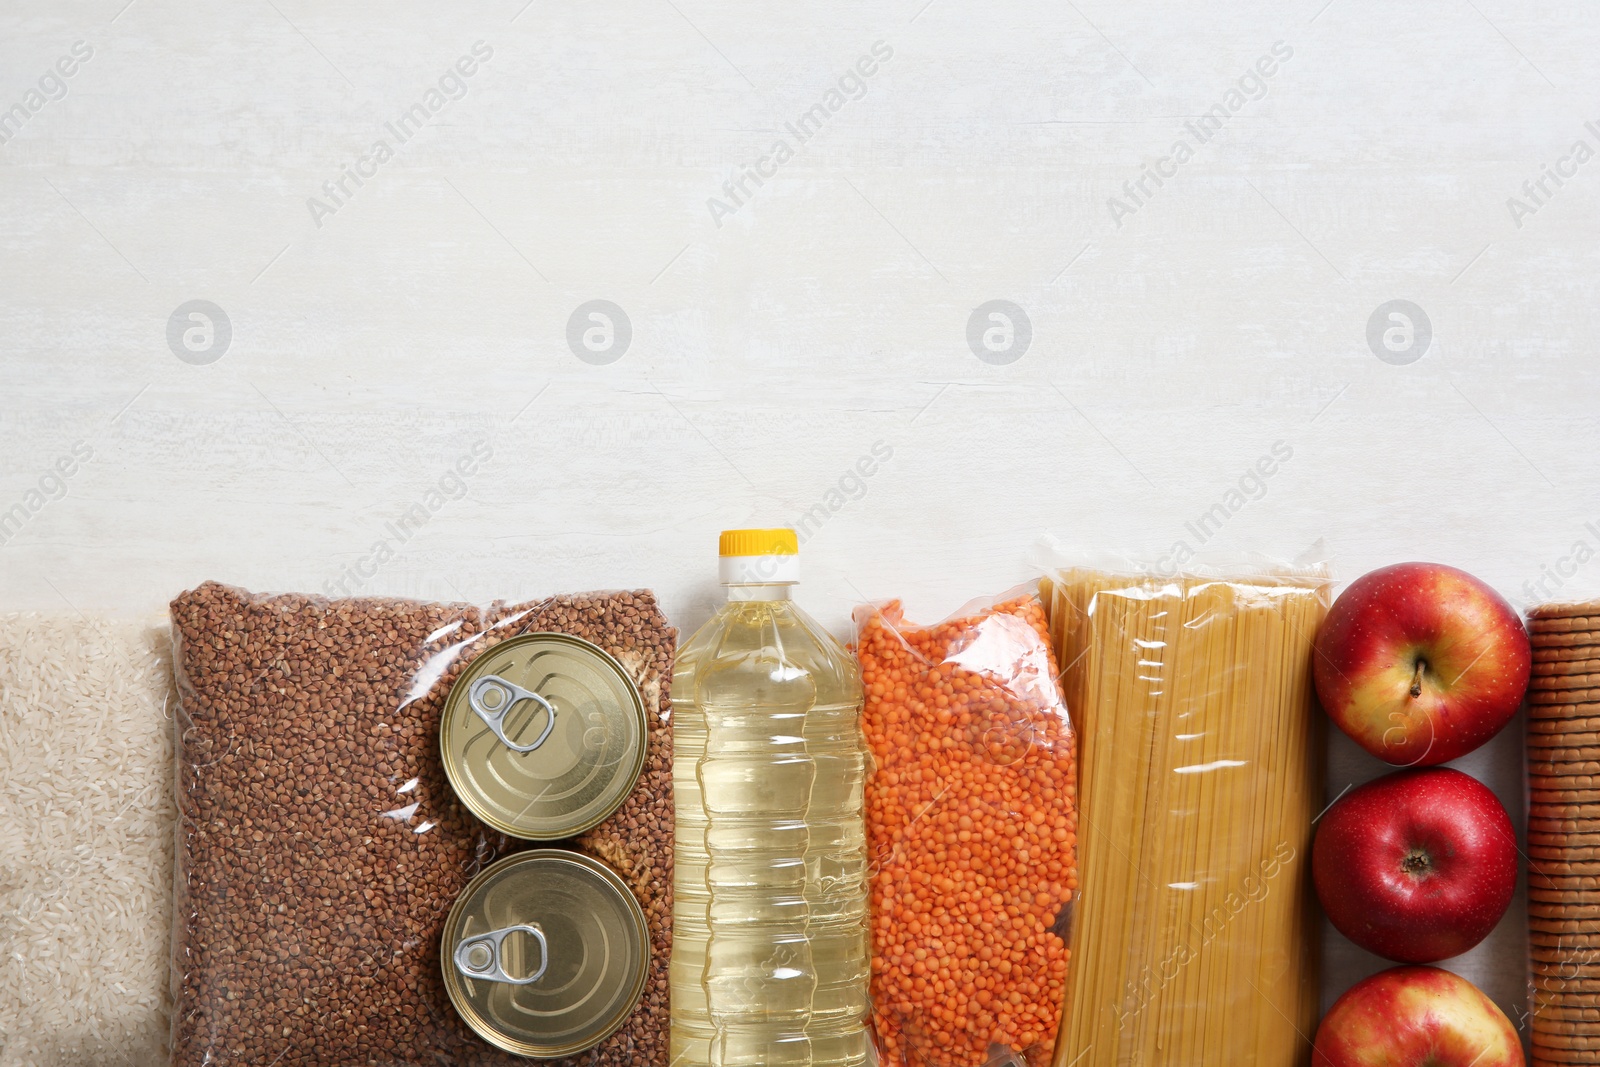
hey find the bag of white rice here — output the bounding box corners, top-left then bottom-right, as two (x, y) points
(0, 616), (174, 1067)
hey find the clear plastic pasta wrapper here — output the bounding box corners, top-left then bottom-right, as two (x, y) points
(1040, 565), (1329, 1067)
(0, 616), (174, 1067)
(169, 581), (675, 1067)
(854, 591), (1079, 1067)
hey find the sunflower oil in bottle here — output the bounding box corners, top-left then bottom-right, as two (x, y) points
(670, 529), (870, 1067)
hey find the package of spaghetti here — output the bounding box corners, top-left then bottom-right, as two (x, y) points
(854, 592), (1079, 1067)
(1040, 567), (1329, 1067)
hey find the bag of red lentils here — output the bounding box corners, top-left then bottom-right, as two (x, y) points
(854, 590), (1079, 1067)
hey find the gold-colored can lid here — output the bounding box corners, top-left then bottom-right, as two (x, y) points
(441, 850), (650, 1059)
(441, 632), (646, 841)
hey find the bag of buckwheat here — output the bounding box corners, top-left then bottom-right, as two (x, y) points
(169, 582), (675, 1067)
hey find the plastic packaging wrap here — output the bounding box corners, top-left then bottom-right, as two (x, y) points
(169, 582), (674, 1067)
(0, 616), (174, 1067)
(1524, 598), (1600, 1066)
(855, 592), (1079, 1067)
(1042, 568), (1328, 1067)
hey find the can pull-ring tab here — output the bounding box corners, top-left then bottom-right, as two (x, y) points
(468, 675), (557, 753)
(454, 924), (549, 985)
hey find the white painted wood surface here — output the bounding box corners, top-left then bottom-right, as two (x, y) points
(4, 0), (1595, 1047)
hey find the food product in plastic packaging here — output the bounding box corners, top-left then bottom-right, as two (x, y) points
(169, 582), (674, 1067)
(1043, 568), (1327, 1067)
(672, 529), (872, 1067)
(855, 592), (1079, 1067)
(0, 616), (174, 1067)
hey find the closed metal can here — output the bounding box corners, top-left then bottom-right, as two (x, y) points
(441, 632), (647, 840)
(442, 849), (651, 1058)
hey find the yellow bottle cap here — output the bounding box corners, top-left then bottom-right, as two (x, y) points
(718, 528), (799, 557)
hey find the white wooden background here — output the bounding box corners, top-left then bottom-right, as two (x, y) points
(4, 0), (1597, 1045)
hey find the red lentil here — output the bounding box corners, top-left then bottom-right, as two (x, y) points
(855, 594), (1078, 1067)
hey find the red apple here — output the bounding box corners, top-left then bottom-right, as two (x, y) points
(1314, 767), (1515, 963)
(1314, 966), (1523, 1067)
(1313, 562), (1530, 766)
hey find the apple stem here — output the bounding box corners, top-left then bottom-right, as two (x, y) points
(1409, 659), (1427, 699)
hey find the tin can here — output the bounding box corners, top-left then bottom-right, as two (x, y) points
(442, 849), (650, 1058)
(441, 632), (647, 840)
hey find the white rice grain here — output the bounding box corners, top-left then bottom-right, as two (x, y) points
(0, 616), (173, 1067)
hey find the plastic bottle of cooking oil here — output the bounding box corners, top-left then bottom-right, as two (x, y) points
(671, 529), (870, 1067)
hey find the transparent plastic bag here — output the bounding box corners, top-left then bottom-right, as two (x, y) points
(854, 591), (1079, 1067)
(169, 582), (674, 1067)
(1041, 566), (1329, 1067)
(0, 616), (174, 1067)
